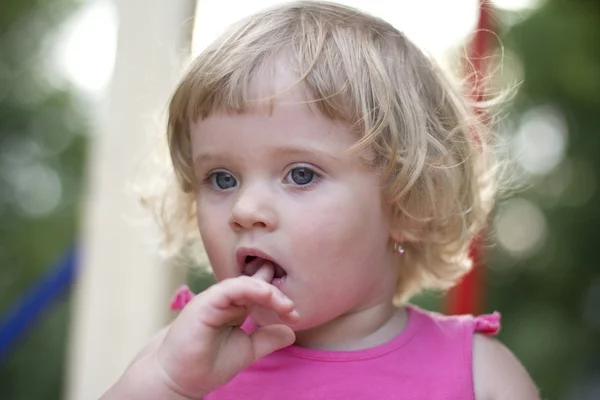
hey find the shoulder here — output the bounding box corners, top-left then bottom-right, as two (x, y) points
(472, 333), (541, 400)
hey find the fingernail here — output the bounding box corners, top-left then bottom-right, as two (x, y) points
(289, 310), (300, 319)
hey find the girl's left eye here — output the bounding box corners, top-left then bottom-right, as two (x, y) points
(284, 166), (319, 186)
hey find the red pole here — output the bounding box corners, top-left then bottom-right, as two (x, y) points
(445, 0), (492, 316)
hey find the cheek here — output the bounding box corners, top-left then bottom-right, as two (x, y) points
(196, 196), (233, 279)
(196, 194), (231, 232)
(289, 183), (388, 260)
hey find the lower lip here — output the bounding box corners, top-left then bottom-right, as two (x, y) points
(271, 275), (287, 288)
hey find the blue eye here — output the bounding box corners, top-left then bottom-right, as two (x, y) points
(286, 167), (316, 186)
(210, 171), (237, 189)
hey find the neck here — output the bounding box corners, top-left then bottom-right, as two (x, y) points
(293, 301), (408, 351)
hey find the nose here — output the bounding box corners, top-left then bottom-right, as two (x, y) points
(229, 183), (277, 232)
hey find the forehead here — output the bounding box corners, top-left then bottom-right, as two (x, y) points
(246, 59), (308, 105)
(190, 64), (353, 147)
(190, 96), (355, 153)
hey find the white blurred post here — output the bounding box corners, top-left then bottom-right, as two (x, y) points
(66, 1), (195, 399)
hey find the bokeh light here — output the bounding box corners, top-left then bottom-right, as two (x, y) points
(0, 137), (63, 217)
(492, 0), (544, 10)
(8, 163), (63, 217)
(512, 105), (568, 176)
(52, 0), (118, 96)
(495, 197), (548, 258)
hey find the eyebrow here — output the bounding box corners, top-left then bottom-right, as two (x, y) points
(271, 146), (340, 163)
(193, 145), (341, 169)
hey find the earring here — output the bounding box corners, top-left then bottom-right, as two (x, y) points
(394, 242), (405, 254)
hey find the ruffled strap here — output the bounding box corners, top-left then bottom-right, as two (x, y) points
(473, 312), (501, 335)
(170, 285), (196, 310)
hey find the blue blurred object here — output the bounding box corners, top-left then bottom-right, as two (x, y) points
(0, 246), (78, 362)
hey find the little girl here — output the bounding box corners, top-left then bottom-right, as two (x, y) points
(103, 1), (539, 399)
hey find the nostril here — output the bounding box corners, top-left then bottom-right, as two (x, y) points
(229, 216), (270, 231)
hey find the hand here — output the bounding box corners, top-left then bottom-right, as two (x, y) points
(105, 262), (299, 400)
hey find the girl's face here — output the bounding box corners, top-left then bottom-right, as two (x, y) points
(190, 83), (399, 333)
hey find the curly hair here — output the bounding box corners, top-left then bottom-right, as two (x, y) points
(153, 1), (497, 303)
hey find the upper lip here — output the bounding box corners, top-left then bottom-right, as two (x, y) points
(236, 247), (279, 272)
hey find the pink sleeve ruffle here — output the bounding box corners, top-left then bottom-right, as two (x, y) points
(169, 285), (196, 311)
(473, 312), (501, 335)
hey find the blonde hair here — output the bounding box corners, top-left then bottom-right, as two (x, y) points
(158, 0), (497, 303)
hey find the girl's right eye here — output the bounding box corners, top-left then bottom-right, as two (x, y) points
(207, 171), (237, 190)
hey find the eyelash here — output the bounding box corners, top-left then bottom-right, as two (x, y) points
(202, 165), (323, 191)
(283, 164), (322, 188)
(203, 169), (236, 190)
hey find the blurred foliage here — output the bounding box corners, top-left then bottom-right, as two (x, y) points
(486, 0), (600, 399)
(0, 0), (599, 400)
(0, 0), (86, 399)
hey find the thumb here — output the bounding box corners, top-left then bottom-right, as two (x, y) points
(250, 325), (295, 361)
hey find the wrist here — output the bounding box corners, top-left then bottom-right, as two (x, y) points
(101, 354), (206, 400)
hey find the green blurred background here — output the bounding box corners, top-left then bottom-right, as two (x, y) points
(0, 0), (598, 399)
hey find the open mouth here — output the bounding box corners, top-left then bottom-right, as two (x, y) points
(242, 255), (287, 280)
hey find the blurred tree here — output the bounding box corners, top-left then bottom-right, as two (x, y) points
(0, 0), (87, 399)
(487, 0), (600, 399)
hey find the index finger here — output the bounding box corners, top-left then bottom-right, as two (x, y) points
(251, 262), (275, 283)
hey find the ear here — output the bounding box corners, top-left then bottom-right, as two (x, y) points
(387, 206), (404, 244)
(389, 223), (403, 244)
(383, 193), (406, 244)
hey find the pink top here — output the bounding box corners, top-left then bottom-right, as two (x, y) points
(170, 286), (500, 399)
